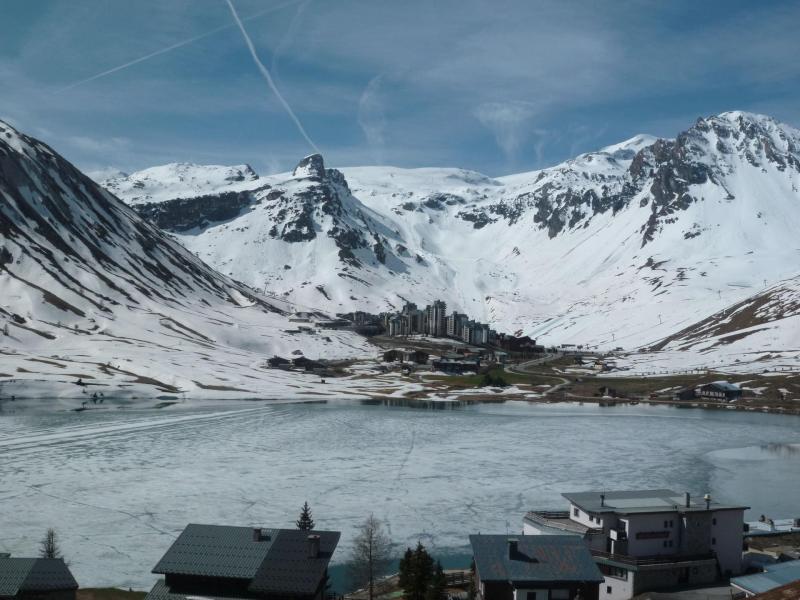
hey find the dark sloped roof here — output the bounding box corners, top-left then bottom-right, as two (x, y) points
(0, 558), (77, 596)
(469, 535), (603, 585)
(250, 530), (340, 595)
(152, 524), (276, 579)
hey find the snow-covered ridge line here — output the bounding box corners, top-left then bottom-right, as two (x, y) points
(0, 118), (374, 399)
(92, 110), (800, 370)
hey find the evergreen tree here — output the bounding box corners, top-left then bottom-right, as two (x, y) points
(296, 501), (315, 530)
(400, 542), (435, 600)
(398, 547), (414, 594)
(426, 561), (447, 600)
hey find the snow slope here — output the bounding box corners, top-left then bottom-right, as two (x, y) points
(0, 120), (374, 399)
(102, 111), (800, 368)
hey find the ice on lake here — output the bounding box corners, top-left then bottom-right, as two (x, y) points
(1, 399), (799, 590)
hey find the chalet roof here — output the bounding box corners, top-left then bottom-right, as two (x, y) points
(731, 560), (800, 595)
(152, 525), (340, 597)
(469, 535), (603, 585)
(562, 489), (748, 515)
(152, 525), (275, 579)
(704, 381), (741, 392)
(250, 529), (340, 595)
(0, 557), (78, 597)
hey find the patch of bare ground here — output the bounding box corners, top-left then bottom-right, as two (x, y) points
(653, 284), (800, 350)
(192, 381), (254, 392)
(97, 363), (181, 393)
(26, 357), (66, 368)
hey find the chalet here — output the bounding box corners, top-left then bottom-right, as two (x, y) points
(383, 349), (403, 362)
(267, 356), (291, 368)
(292, 357), (325, 371)
(523, 489), (749, 600)
(699, 381), (742, 402)
(0, 555), (77, 600)
(382, 349), (430, 364)
(495, 335), (539, 353)
(675, 388), (697, 401)
(432, 356), (480, 374)
(469, 535), (603, 600)
(146, 524), (340, 600)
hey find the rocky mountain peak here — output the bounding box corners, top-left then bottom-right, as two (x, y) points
(293, 153), (326, 180)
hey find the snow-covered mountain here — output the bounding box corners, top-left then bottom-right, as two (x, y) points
(0, 120), (372, 399)
(102, 111), (800, 365)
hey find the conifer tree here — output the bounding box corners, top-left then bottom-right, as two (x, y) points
(426, 561), (447, 600)
(296, 501), (315, 531)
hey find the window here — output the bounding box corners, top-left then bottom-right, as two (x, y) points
(664, 520), (668, 528)
(607, 586), (612, 595)
(712, 537), (716, 545)
(603, 566), (628, 581)
(527, 593), (537, 600)
(552, 590), (570, 600)
(574, 507), (579, 517)
(712, 518), (717, 526)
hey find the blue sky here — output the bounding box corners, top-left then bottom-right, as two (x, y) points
(2, 0), (799, 176)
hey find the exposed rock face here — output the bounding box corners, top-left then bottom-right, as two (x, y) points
(132, 190), (256, 232)
(457, 112), (800, 246)
(292, 154), (326, 180)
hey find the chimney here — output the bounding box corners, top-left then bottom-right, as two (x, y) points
(600, 494), (605, 507)
(253, 528), (270, 542)
(308, 534), (321, 558)
(684, 492), (691, 508)
(704, 493), (711, 510)
(508, 538), (519, 560)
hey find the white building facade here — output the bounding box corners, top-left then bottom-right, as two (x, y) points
(523, 490), (748, 600)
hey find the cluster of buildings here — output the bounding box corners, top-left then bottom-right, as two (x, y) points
(383, 301), (496, 346)
(3, 489), (798, 600)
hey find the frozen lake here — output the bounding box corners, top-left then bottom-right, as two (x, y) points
(1, 399), (799, 591)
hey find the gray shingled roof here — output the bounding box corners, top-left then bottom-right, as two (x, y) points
(152, 524), (276, 579)
(562, 489), (748, 514)
(469, 535), (603, 585)
(250, 529), (340, 595)
(151, 525), (340, 598)
(0, 558), (78, 597)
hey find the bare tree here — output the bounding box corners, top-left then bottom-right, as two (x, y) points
(39, 528), (63, 560)
(348, 514), (392, 600)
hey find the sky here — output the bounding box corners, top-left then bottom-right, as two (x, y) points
(1, 0), (799, 177)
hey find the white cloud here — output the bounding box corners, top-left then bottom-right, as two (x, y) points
(357, 75), (387, 162)
(474, 101), (538, 159)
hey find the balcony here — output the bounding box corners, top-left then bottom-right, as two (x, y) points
(524, 511), (603, 536)
(590, 549), (717, 567)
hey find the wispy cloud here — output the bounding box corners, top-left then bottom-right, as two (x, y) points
(357, 75), (387, 162)
(474, 101), (538, 160)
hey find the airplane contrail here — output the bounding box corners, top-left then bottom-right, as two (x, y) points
(225, 0), (320, 154)
(55, 1), (300, 94)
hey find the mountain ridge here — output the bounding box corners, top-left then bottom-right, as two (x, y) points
(98, 111), (800, 365)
